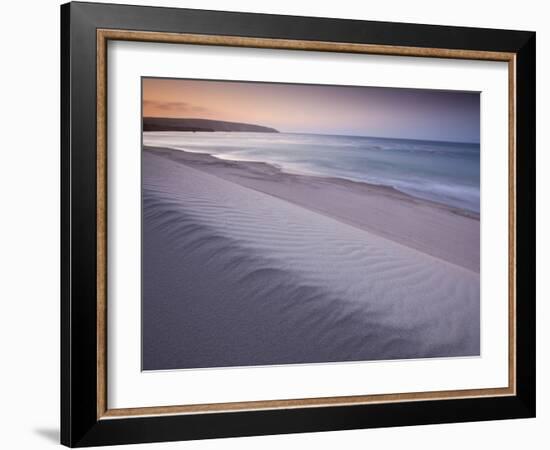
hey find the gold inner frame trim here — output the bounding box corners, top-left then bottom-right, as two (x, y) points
(96, 28), (517, 420)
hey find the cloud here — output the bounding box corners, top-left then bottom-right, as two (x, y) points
(143, 100), (210, 114)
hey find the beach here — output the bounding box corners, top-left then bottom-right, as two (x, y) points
(142, 146), (480, 370)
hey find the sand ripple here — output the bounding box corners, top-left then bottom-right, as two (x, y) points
(142, 151), (480, 370)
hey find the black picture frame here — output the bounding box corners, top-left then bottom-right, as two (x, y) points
(61, 1), (536, 447)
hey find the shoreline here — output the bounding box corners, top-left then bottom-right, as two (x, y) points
(144, 146), (480, 272)
(144, 145), (479, 219)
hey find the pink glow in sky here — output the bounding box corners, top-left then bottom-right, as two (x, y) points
(143, 77), (480, 143)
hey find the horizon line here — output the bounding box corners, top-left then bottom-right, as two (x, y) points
(143, 116), (480, 146)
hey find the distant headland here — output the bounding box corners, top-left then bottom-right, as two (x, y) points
(143, 117), (279, 133)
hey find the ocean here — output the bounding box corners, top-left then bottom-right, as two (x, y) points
(143, 131), (480, 213)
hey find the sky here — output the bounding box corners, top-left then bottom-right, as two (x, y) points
(143, 78), (480, 143)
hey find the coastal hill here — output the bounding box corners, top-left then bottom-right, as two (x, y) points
(143, 117), (279, 133)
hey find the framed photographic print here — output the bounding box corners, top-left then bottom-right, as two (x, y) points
(61, 2), (536, 447)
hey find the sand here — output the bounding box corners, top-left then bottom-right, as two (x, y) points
(142, 147), (480, 370)
(145, 147), (480, 272)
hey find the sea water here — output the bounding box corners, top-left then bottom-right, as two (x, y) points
(143, 131), (480, 213)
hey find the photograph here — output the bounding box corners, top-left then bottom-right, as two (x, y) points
(52, 0), (550, 450)
(56, 1), (537, 447)
(141, 78), (481, 371)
